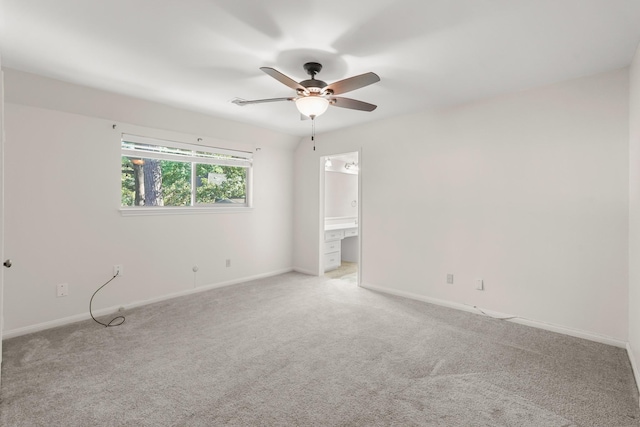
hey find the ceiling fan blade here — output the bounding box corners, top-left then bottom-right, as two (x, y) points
(325, 72), (380, 95)
(232, 97), (295, 106)
(260, 67), (307, 93)
(329, 97), (377, 112)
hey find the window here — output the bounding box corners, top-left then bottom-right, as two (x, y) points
(121, 134), (252, 211)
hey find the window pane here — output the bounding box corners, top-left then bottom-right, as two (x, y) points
(120, 156), (191, 207)
(161, 160), (191, 206)
(121, 157), (136, 206)
(195, 164), (246, 205)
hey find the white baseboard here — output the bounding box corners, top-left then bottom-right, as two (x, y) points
(360, 282), (627, 349)
(627, 343), (640, 406)
(3, 268), (294, 339)
(292, 267), (318, 276)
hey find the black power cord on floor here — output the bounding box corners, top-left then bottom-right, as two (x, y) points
(89, 272), (125, 327)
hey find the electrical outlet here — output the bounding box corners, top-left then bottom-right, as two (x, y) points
(226, 259), (231, 268)
(113, 264), (124, 276)
(476, 279), (484, 291)
(56, 283), (69, 297)
(447, 274), (454, 284)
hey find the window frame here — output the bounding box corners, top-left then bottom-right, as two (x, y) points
(120, 134), (253, 216)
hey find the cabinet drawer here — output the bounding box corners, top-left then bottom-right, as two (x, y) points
(324, 240), (341, 254)
(344, 227), (358, 237)
(324, 230), (344, 241)
(324, 251), (341, 270)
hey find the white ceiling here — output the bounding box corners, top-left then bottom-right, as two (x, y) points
(2, 0), (640, 137)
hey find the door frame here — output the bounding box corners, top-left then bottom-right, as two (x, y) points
(319, 149), (362, 286)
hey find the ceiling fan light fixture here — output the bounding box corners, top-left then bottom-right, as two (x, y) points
(295, 96), (329, 118)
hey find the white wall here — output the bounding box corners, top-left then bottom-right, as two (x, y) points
(293, 139), (321, 275)
(2, 69), (299, 335)
(628, 43), (640, 393)
(295, 68), (630, 343)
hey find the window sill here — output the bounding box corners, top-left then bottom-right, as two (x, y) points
(120, 206), (252, 216)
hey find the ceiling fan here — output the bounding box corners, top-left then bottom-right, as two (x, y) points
(232, 62), (380, 119)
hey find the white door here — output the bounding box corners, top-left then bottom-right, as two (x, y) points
(0, 67), (5, 380)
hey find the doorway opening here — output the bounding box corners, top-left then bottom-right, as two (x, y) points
(322, 151), (359, 283)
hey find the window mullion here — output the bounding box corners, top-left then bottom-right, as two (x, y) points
(190, 162), (196, 206)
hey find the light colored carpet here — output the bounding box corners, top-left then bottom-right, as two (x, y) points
(1, 272), (639, 426)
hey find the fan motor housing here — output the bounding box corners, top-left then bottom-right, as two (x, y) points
(300, 79), (327, 92)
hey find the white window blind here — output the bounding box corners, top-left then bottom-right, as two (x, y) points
(121, 134), (253, 168)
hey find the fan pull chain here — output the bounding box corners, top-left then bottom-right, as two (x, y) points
(312, 116), (316, 151)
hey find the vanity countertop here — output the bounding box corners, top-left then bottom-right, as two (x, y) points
(325, 222), (358, 231)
